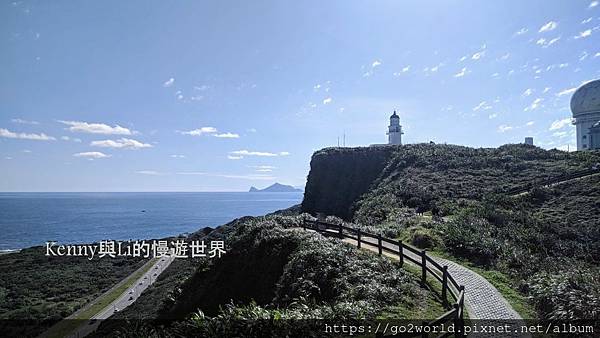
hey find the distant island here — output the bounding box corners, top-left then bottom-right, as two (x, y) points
(249, 183), (303, 192)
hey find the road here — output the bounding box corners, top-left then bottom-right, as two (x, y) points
(66, 254), (175, 338)
(92, 254), (175, 319)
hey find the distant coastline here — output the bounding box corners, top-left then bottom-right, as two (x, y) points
(249, 183), (303, 193)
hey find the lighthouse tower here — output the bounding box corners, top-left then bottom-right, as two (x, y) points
(387, 111), (403, 145)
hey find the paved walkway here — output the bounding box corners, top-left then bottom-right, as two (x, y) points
(303, 227), (530, 337)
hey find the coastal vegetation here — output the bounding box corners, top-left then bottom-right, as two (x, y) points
(302, 143), (600, 320)
(92, 215), (444, 337)
(4, 142), (599, 337)
(0, 246), (146, 337)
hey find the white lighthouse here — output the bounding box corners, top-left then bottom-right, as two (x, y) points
(387, 111), (404, 145)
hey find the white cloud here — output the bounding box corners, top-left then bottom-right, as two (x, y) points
(11, 118), (39, 125)
(0, 128), (55, 141)
(323, 97), (332, 105)
(248, 165), (276, 170)
(498, 125), (513, 133)
(213, 132), (239, 138)
(90, 138), (153, 149)
(575, 29), (592, 39)
(170, 154), (186, 158)
(522, 88), (534, 97)
(514, 27), (528, 36)
(229, 150), (289, 159)
(473, 101), (491, 111)
(549, 117), (573, 130)
(61, 135), (82, 142)
(179, 127), (239, 138)
(194, 85), (209, 91)
(227, 155), (243, 160)
(471, 51), (485, 60)
(590, 1), (599, 8)
(363, 60), (382, 77)
(59, 120), (133, 135)
(488, 113), (498, 119)
(536, 36), (560, 47)
(73, 151), (110, 159)
(539, 21), (558, 33)
(179, 127), (218, 136)
(556, 87), (577, 97)
(582, 17), (593, 24)
(454, 67), (468, 77)
(526, 121), (535, 126)
(163, 78), (175, 87)
(524, 98), (543, 111)
(230, 150), (277, 157)
(135, 170), (162, 175)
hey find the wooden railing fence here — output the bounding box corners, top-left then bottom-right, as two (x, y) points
(302, 218), (466, 338)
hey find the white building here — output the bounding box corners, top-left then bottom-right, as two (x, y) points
(571, 79), (600, 150)
(387, 111), (404, 145)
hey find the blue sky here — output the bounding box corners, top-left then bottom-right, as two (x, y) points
(1, 0), (600, 192)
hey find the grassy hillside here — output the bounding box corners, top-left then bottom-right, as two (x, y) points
(0, 247), (145, 337)
(93, 215), (444, 337)
(302, 143), (600, 320)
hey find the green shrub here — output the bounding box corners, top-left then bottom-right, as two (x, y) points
(406, 226), (442, 250)
(529, 268), (600, 320)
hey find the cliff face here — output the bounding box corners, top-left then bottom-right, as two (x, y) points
(301, 143), (600, 222)
(301, 146), (395, 220)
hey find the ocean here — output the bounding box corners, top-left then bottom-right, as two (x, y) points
(0, 192), (303, 251)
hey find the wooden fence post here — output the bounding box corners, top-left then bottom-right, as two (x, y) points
(442, 265), (448, 308)
(357, 229), (362, 248)
(378, 234), (382, 256)
(453, 303), (461, 337)
(338, 223), (343, 237)
(421, 250), (427, 284)
(458, 285), (465, 337)
(399, 241), (404, 267)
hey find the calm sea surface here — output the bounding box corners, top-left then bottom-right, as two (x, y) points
(0, 192), (303, 251)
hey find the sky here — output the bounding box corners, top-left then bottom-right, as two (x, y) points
(1, 0), (600, 192)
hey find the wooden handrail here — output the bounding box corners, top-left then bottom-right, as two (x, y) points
(302, 218), (466, 337)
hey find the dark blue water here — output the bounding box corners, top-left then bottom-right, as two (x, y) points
(0, 192), (303, 251)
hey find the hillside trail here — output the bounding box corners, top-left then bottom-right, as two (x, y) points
(300, 227), (530, 337)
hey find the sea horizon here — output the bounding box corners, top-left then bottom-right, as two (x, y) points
(0, 191), (303, 251)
